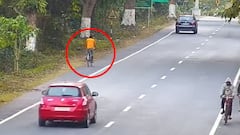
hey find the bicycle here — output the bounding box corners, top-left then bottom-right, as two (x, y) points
(223, 96), (233, 125)
(86, 49), (93, 67)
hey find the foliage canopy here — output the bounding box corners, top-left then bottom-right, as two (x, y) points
(222, 0), (240, 21)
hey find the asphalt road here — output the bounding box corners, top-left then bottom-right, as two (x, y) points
(1, 16), (240, 135)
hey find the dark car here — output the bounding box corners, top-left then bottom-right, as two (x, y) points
(38, 82), (98, 128)
(175, 15), (198, 34)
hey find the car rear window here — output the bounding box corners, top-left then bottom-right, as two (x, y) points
(47, 86), (81, 97)
(179, 16), (194, 21)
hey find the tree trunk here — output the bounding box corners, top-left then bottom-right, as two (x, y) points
(80, 0), (97, 38)
(121, 0), (136, 26)
(168, 0), (176, 18)
(26, 12), (37, 51)
(13, 38), (20, 74)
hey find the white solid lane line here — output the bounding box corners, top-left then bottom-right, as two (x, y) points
(209, 110), (223, 135)
(138, 94), (146, 99)
(0, 102), (40, 125)
(0, 31), (175, 125)
(123, 106), (132, 112)
(151, 84), (157, 88)
(161, 76), (167, 80)
(79, 32), (176, 80)
(170, 67), (176, 71)
(113, 31), (175, 65)
(104, 121), (115, 128)
(209, 67), (240, 135)
(178, 60), (183, 64)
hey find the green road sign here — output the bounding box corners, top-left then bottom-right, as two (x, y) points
(136, 0), (151, 7)
(136, 0), (169, 7)
(153, 0), (169, 3)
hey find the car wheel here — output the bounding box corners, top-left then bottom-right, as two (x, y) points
(176, 28), (179, 34)
(82, 113), (90, 128)
(38, 118), (45, 127)
(193, 29), (198, 34)
(90, 110), (97, 124)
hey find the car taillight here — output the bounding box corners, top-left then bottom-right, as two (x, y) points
(39, 98), (50, 109)
(40, 98), (44, 105)
(82, 97), (87, 106)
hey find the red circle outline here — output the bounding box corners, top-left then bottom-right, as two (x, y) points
(65, 28), (116, 78)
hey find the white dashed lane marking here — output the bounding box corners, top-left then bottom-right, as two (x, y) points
(209, 36), (213, 38)
(170, 67), (176, 71)
(196, 47), (200, 50)
(104, 121), (115, 128)
(178, 60), (183, 64)
(201, 43), (205, 46)
(192, 51), (196, 54)
(138, 94), (146, 99)
(123, 106), (132, 112)
(161, 76), (167, 80)
(151, 84), (157, 88)
(205, 39), (209, 42)
(185, 56), (190, 59)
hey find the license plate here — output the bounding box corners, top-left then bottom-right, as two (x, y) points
(54, 107), (70, 111)
(183, 23), (189, 25)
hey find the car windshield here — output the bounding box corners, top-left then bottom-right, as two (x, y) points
(47, 86), (81, 97)
(179, 16), (194, 21)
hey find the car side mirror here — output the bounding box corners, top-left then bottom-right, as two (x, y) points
(41, 90), (47, 95)
(91, 91), (99, 97)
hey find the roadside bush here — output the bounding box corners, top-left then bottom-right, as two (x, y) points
(0, 47), (14, 73)
(37, 16), (67, 52)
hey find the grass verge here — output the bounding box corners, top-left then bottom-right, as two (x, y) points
(0, 17), (174, 106)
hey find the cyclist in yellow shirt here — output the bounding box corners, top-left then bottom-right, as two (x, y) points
(86, 35), (96, 50)
(85, 35), (96, 66)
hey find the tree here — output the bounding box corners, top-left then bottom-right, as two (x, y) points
(121, 0), (136, 26)
(15, 0), (47, 51)
(37, 0), (73, 51)
(169, 0), (176, 18)
(0, 16), (35, 73)
(80, 0), (98, 38)
(222, 0), (240, 22)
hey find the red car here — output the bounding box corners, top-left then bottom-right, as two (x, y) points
(38, 82), (98, 128)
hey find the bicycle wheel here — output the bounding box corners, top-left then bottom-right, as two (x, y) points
(86, 52), (91, 67)
(89, 50), (93, 67)
(224, 103), (229, 124)
(87, 59), (91, 67)
(224, 112), (228, 124)
(87, 60), (90, 67)
(86, 50), (93, 67)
